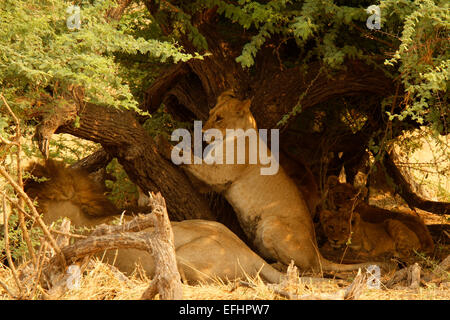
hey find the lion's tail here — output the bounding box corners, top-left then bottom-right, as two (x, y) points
(318, 256), (389, 273)
(258, 263), (284, 283)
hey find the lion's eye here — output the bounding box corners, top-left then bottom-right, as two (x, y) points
(216, 115), (223, 122)
(328, 225), (334, 231)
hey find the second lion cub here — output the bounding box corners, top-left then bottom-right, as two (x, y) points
(320, 208), (422, 259)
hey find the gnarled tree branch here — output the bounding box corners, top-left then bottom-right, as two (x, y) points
(383, 151), (450, 215)
(45, 192), (182, 300)
(57, 102), (214, 221)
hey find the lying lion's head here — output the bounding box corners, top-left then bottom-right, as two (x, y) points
(319, 209), (361, 249)
(24, 160), (120, 222)
(203, 90), (256, 136)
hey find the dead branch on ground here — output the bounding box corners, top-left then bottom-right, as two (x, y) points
(39, 192), (182, 300)
(262, 263), (367, 300)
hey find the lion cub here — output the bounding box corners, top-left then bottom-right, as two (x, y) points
(324, 175), (434, 253)
(320, 209), (422, 259)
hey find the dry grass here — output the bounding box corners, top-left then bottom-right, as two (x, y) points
(0, 258), (448, 300)
(0, 130), (448, 300)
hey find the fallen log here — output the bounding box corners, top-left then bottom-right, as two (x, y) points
(42, 192), (182, 300)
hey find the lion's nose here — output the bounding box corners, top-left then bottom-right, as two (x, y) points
(330, 239), (339, 244)
(329, 239), (341, 248)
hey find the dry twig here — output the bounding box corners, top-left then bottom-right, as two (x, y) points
(2, 196), (24, 297)
(0, 93), (37, 266)
(0, 165), (65, 267)
(408, 263), (421, 289)
(140, 192), (182, 300)
(39, 192), (182, 300)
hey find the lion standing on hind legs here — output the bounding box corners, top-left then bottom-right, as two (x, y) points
(181, 90), (387, 273)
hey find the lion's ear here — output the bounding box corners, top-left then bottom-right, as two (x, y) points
(319, 210), (333, 223)
(236, 99), (252, 116)
(216, 89), (235, 105)
(327, 175), (340, 188)
(350, 212), (360, 227)
(359, 186), (368, 198)
(222, 89), (235, 97)
(243, 99), (251, 110)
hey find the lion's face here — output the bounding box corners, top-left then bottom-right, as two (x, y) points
(24, 160), (120, 222)
(326, 176), (366, 211)
(320, 209), (360, 249)
(203, 90), (257, 138)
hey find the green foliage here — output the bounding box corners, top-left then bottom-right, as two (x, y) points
(1, 0), (445, 144)
(0, 0), (200, 114)
(382, 0), (449, 133)
(105, 158), (138, 208)
(143, 105), (192, 139)
(47, 133), (99, 164)
(202, 0), (369, 68)
(149, 1), (209, 51)
(0, 0), (447, 208)
(0, 211), (43, 263)
(196, 1), (448, 138)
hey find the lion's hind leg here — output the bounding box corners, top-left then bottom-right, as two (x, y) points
(255, 216), (321, 270)
(384, 219), (421, 258)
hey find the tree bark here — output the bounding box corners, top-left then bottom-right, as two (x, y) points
(143, 19), (395, 132)
(70, 148), (113, 175)
(383, 152), (450, 215)
(58, 103), (214, 221)
(35, 2), (449, 226)
(106, 0), (133, 21)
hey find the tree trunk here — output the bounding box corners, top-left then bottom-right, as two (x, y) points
(38, 4), (448, 226)
(143, 22), (395, 131)
(383, 152), (450, 215)
(58, 103), (214, 221)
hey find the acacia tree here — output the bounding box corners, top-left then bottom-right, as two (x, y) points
(0, 0), (449, 232)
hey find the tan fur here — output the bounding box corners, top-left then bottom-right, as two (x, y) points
(325, 176), (434, 252)
(204, 90), (256, 135)
(320, 209), (422, 259)
(280, 155), (321, 217)
(325, 175), (362, 212)
(24, 160), (120, 217)
(24, 161), (282, 284)
(183, 91), (383, 272)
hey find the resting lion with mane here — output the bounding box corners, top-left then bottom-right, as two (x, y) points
(182, 90), (384, 272)
(320, 208), (423, 259)
(24, 160), (283, 284)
